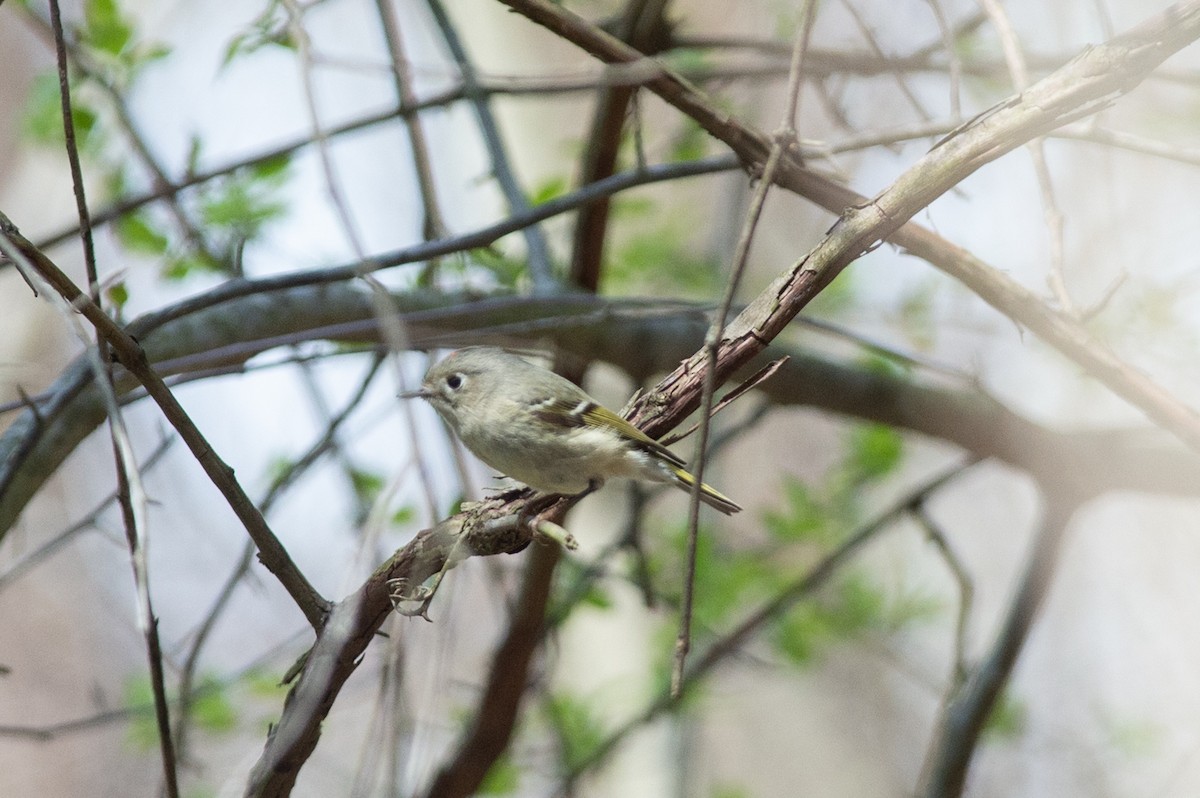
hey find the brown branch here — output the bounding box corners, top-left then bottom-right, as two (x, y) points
(0, 214), (330, 629)
(5, 287), (1200, 543)
(420, 543), (560, 798)
(244, 490), (576, 796)
(556, 460), (974, 791)
(46, 1), (179, 791)
(495, 0), (1200, 455)
(917, 496), (1079, 798)
(568, 0), (672, 291)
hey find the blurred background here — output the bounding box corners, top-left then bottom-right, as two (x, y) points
(1, 0), (1200, 796)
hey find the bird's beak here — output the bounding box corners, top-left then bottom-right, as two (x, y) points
(399, 387), (430, 400)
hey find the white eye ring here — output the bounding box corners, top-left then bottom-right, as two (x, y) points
(445, 373), (465, 390)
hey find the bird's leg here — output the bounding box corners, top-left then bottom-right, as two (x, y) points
(388, 573), (442, 621)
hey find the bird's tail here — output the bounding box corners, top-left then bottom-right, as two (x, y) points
(670, 466), (742, 515)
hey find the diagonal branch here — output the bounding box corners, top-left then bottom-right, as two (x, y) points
(0, 215), (330, 629)
(496, 0), (1200, 455)
(917, 495), (1079, 798)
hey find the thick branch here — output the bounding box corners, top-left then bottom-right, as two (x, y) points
(496, 0), (1200, 456)
(4, 288), (1199, 541)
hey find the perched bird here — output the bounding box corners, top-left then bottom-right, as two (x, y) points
(405, 347), (741, 514)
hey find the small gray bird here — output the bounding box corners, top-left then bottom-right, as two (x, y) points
(405, 347), (741, 514)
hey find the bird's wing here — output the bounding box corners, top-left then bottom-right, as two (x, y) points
(530, 397), (685, 467)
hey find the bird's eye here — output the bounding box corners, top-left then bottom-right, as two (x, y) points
(445, 373), (464, 390)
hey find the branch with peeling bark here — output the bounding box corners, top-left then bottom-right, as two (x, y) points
(497, 0), (1200, 454)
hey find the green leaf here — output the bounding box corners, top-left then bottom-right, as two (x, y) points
(544, 693), (605, 772)
(528, 176), (568, 206)
(221, 0), (293, 67)
(192, 677), (238, 733)
(763, 478), (829, 543)
(983, 691), (1026, 739)
(828, 574), (885, 634)
(772, 603), (827, 666)
(478, 754), (520, 794)
(185, 134), (204, 177)
(105, 281), (129, 312)
(21, 73), (99, 147)
(162, 251), (225, 281)
(245, 667), (289, 699)
(349, 468), (384, 504)
(771, 575), (889, 668)
(114, 212), (169, 255)
(123, 677), (160, 750)
(198, 179), (287, 231)
(468, 245), (528, 288)
(250, 153), (292, 180)
(83, 0), (133, 57)
(848, 424), (904, 480)
(669, 118), (709, 162)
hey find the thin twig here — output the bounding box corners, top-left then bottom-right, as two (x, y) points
(172, 354), (384, 763)
(376, 0), (448, 245)
(0, 437), (173, 591)
(3, 243), (182, 796)
(46, 2), (179, 792)
(978, 0), (1074, 314)
(917, 496), (1079, 798)
(673, 0), (815, 698)
(912, 504), (973, 684)
(0, 217), (330, 627)
(558, 460), (975, 792)
(425, 0), (556, 291)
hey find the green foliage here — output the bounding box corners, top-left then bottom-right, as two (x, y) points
(123, 677), (161, 750)
(114, 211), (170, 255)
(771, 574), (886, 667)
(467, 245), (529, 288)
(124, 674), (239, 750)
(806, 264), (857, 316)
(21, 73), (99, 147)
(661, 47), (714, 79)
(669, 118), (710, 163)
(765, 422), (904, 547)
(140, 154), (294, 281)
(649, 419), (914, 671)
(689, 532), (772, 629)
(244, 667), (289, 699)
(550, 557), (615, 621)
(543, 692), (605, 773)
(349, 467), (385, 506)
(848, 424), (904, 480)
(197, 160), (290, 238)
(478, 753), (520, 794)
(711, 786), (752, 798)
(764, 478), (836, 545)
(83, 0), (134, 58)
(264, 454), (298, 488)
(983, 690), (1026, 739)
(105, 280), (129, 313)
(191, 676), (239, 733)
(528, 175), (568, 206)
(222, 0), (294, 67)
(1105, 716), (1161, 759)
(79, 0), (171, 86)
(605, 216), (722, 295)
